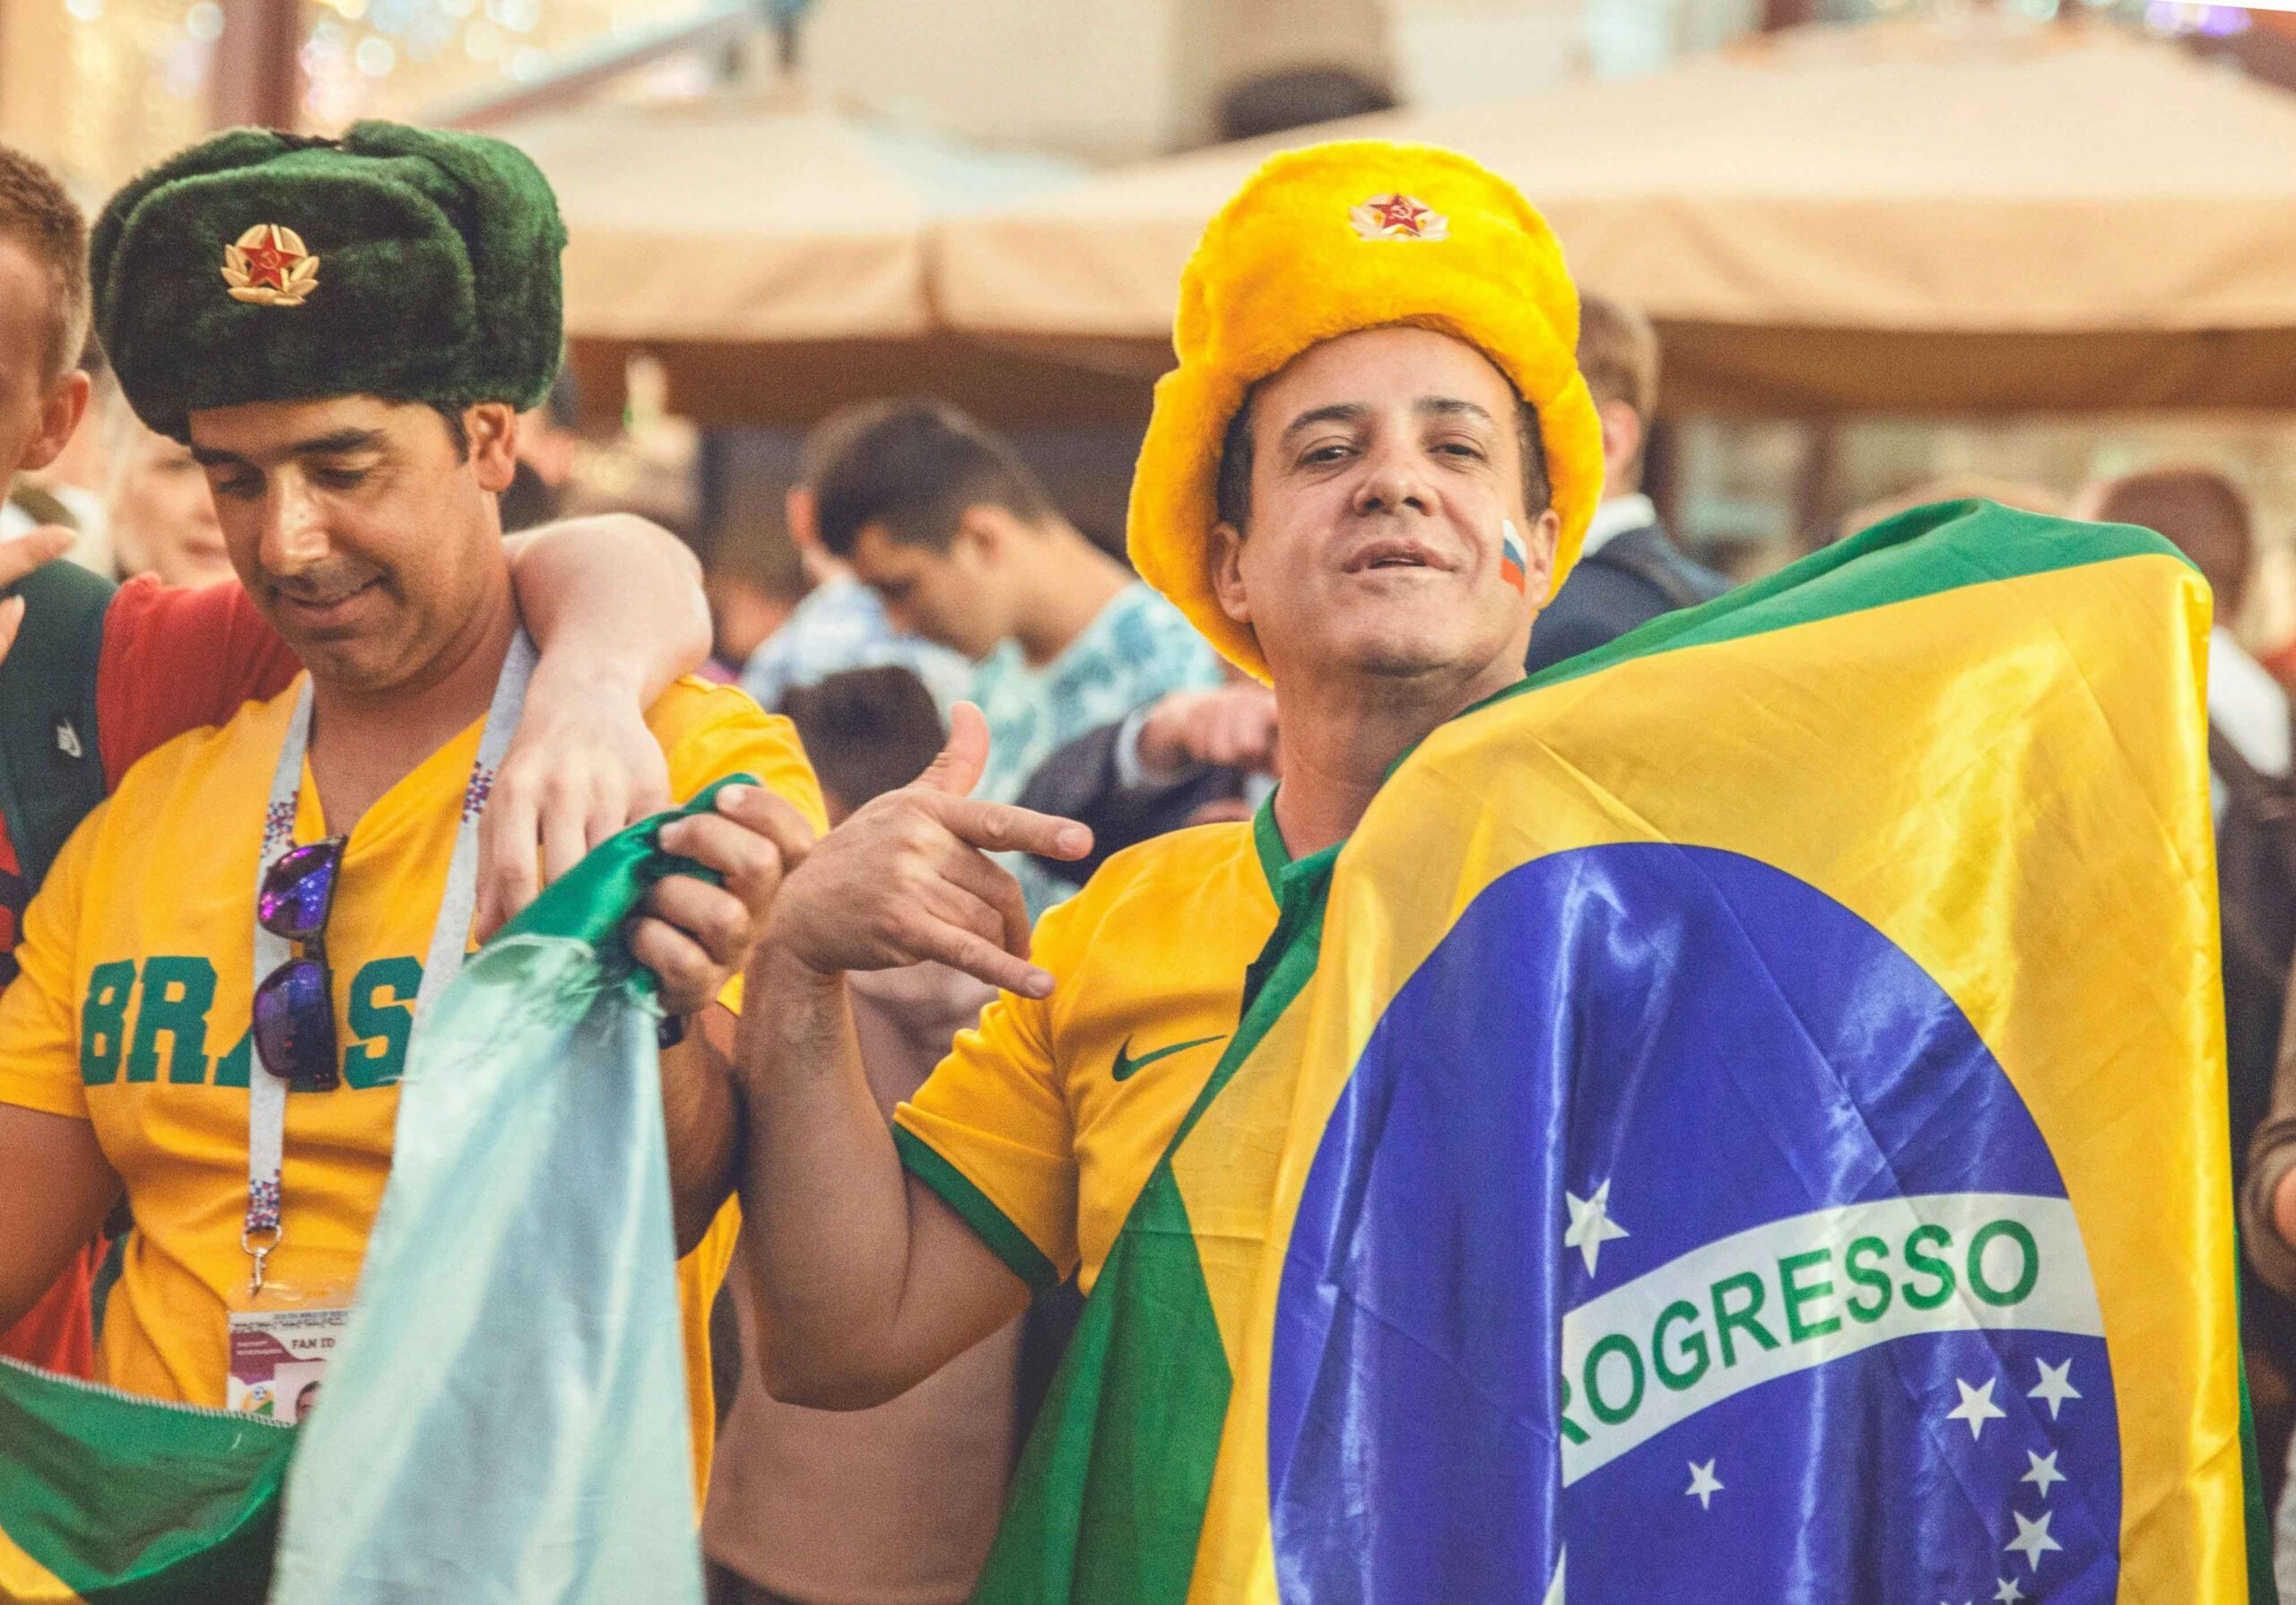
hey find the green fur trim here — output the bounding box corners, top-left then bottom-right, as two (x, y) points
(92, 121), (564, 442)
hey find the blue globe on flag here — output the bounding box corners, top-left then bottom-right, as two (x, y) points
(1267, 843), (2120, 1603)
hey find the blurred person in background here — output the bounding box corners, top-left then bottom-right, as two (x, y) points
(741, 402), (971, 715)
(1523, 292), (1725, 674)
(1016, 668), (1275, 890)
(6, 355), (108, 574)
(499, 368), (583, 535)
(703, 528), (803, 685)
(705, 666), (1013, 1605)
(812, 400), (1222, 913)
(100, 381), (233, 587)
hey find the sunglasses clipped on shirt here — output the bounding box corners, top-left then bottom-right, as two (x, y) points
(254, 835), (348, 1092)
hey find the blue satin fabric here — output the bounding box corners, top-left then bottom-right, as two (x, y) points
(1267, 843), (2118, 1603)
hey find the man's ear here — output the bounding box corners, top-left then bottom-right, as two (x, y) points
(15, 371), (90, 475)
(466, 402), (520, 493)
(1596, 397), (1642, 490)
(953, 503), (1010, 563)
(1209, 520), (1252, 625)
(785, 484), (819, 551)
(1523, 506), (1564, 607)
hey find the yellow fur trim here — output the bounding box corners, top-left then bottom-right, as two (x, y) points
(1128, 140), (1605, 682)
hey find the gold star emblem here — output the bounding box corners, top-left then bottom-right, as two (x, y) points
(222, 224), (319, 307)
(1349, 192), (1448, 241)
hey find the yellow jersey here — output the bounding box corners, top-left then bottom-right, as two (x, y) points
(893, 803), (1300, 1294)
(0, 672), (825, 1480)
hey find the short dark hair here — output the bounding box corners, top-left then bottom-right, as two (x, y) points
(779, 667), (944, 811)
(2087, 466), (2254, 615)
(1575, 291), (1659, 491)
(813, 400), (1053, 559)
(0, 143), (90, 382)
(429, 399), (470, 460)
(1213, 376), (1550, 533)
(1575, 292), (1659, 422)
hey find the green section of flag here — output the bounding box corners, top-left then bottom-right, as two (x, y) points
(1519, 499), (2183, 696)
(972, 1164), (1231, 1604)
(0, 1360), (290, 1603)
(978, 849), (1337, 1602)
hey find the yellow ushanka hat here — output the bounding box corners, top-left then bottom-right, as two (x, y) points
(1128, 139), (1605, 682)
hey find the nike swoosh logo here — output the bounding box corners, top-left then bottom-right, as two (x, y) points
(1111, 1034), (1226, 1082)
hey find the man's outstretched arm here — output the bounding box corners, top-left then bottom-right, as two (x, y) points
(482, 513), (714, 935)
(726, 705), (1091, 1409)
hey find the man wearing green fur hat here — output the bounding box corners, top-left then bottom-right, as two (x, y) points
(0, 123), (826, 1480)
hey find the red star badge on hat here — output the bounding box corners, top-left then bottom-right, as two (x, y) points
(1351, 192), (1448, 241)
(222, 223), (320, 307)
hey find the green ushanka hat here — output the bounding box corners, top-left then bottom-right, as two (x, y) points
(91, 121), (565, 442)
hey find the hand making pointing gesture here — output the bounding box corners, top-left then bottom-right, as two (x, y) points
(766, 702), (1092, 999)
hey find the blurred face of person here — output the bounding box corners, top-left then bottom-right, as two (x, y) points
(111, 424), (233, 587)
(188, 394), (517, 693)
(0, 239), (88, 482)
(1210, 326), (1558, 693)
(846, 511), (1016, 661)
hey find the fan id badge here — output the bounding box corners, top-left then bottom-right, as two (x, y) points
(227, 1304), (352, 1422)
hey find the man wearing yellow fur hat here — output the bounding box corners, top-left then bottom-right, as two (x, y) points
(724, 140), (1603, 1417)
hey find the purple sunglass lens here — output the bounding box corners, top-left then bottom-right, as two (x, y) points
(254, 956), (339, 1090)
(259, 839), (344, 942)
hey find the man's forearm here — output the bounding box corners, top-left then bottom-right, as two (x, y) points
(0, 1107), (122, 1331)
(506, 513), (709, 702)
(659, 1007), (742, 1256)
(732, 947), (926, 1404)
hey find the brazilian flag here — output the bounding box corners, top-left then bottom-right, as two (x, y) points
(979, 501), (2275, 1603)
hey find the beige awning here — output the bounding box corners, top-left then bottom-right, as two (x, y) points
(505, 88), (1082, 343)
(506, 89), (1132, 427)
(933, 20), (2296, 413)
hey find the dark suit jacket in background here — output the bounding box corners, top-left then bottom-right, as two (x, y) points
(1017, 716), (1245, 891)
(1524, 519), (1728, 676)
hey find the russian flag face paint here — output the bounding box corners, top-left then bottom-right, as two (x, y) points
(1500, 518), (1529, 595)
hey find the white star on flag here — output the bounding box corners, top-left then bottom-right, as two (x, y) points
(2020, 1449), (2066, 1497)
(2027, 1357), (2081, 1421)
(1684, 1459), (1723, 1511)
(1563, 1180), (1630, 1276)
(1946, 1377), (2005, 1442)
(2005, 1509), (2062, 1573)
(1992, 1580), (2026, 1604)
(1543, 1548), (1565, 1605)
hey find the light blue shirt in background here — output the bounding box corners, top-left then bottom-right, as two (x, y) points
(739, 573), (975, 714)
(966, 580), (1225, 915)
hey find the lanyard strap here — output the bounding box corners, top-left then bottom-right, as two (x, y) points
(243, 630), (535, 1293)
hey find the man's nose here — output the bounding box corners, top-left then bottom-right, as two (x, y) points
(259, 479), (329, 572)
(1352, 443), (1430, 517)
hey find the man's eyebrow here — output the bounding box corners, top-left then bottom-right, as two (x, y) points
(190, 427), (387, 469)
(1279, 402), (1367, 443)
(292, 427), (388, 457)
(1415, 397), (1498, 427)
